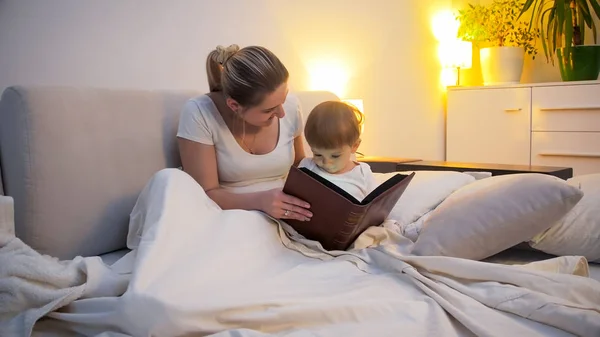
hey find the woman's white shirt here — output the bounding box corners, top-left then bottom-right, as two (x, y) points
(177, 93), (303, 194)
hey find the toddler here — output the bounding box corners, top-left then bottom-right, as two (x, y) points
(298, 101), (378, 201)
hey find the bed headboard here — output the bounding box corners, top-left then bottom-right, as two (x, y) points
(0, 86), (338, 259)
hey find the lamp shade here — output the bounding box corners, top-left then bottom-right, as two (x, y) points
(438, 40), (472, 69)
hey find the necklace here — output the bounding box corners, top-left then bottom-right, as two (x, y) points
(241, 119), (258, 154)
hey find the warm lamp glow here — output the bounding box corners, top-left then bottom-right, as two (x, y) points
(432, 8), (471, 87)
(440, 68), (458, 87)
(308, 60), (350, 98)
(437, 40), (472, 69)
(431, 9), (459, 42)
(342, 98), (365, 134)
(342, 99), (363, 113)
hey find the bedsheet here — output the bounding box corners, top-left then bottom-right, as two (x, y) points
(4, 168), (600, 337)
(485, 248), (600, 282)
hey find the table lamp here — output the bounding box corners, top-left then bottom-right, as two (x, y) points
(439, 40), (472, 85)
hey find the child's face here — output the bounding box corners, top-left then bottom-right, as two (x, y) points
(311, 142), (359, 174)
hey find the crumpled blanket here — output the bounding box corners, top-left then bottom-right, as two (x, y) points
(279, 220), (600, 337)
(0, 232), (128, 336)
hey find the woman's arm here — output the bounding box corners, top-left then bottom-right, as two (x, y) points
(178, 137), (311, 220)
(178, 137), (261, 210)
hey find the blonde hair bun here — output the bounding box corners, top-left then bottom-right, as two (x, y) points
(215, 44), (240, 64)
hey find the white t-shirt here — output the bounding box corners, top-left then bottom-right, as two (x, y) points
(298, 158), (379, 202)
(177, 93), (303, 193)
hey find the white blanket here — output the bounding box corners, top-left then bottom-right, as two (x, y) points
(0, 233), (128, 336)
(4, 168), (600, 337)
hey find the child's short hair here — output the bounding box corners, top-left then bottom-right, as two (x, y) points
(304, 101), (364, 149)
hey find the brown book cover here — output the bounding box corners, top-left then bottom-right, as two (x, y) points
(282, 166), (415, 251)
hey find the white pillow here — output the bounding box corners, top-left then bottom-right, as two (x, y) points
(411, 173), (584, 261)
(529, 173), (600, 263)
(373, 170), (475, 228)
(401, 210), (433, 242)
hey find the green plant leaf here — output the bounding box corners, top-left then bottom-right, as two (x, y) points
(551, 11), (559, 64)
(576, 0), (593, 27)
(519, 0), (537, 19)
(592, 14), (598, 43)
(519, 0), (600, 64)
(589, 0), (600, 23)
(579, 7), (587, 43)
(525, 0), (539, 30)
(565, 6), (573, 61)
(556, 0), (566, 41)
(534, 0), (547, 28)
(541, 7), (554, 61)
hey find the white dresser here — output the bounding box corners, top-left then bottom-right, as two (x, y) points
(446, 80), (600, 176)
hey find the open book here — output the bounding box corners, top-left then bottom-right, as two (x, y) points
(282, 166), (415, 251)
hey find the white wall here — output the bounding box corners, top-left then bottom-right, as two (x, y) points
(0, 0), (451, 160)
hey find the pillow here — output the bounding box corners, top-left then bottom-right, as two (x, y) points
(462, 171), (492, 180)
(411, 173), (584, 261)
(373, 170), (475, 228)
(401, 209), (433, 242)
(529, 173), (600, 263)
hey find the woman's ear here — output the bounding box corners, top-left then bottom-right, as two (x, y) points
(351, 138), (362, 152)
(226, 98), (242, 114)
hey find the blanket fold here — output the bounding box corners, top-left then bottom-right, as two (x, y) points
(0, 195), (14, 236)
(0, 234), (128, 336)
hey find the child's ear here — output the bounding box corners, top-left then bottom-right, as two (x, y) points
(351, 138), (362, 152)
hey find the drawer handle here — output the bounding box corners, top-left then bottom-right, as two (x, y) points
(539, 106), (600, 112)
(538, 152), (600, 158)
(504, 108), (522, 112)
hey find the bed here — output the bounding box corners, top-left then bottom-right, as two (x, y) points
(0, 86), (599, 337)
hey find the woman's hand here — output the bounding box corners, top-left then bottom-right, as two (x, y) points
(259, 189), (312, 221)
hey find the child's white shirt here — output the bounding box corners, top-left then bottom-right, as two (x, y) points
(298, 157), (379, 201)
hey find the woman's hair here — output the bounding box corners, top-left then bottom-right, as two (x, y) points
(206, 44), (289, 108)
(304, 101), (365, 150)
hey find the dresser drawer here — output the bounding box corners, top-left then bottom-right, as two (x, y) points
(447, 87), (531, 165)
(531, 131), (600, 176)
(532, 83), (600, 132)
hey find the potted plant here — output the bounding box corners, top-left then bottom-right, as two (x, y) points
(518, 0), (600, 81)
(456, 0), (540, 85)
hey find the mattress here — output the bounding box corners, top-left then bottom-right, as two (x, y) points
(485, 247), (600, 282)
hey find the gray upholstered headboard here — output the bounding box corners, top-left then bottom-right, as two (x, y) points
(0, 155), (4, 196)
(0, 86), (338, 259)
(0, 86), (200, 259)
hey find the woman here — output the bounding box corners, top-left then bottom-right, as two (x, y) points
(176, 44), (312, 222)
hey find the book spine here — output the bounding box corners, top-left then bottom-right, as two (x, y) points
(332, 209), (366, 247)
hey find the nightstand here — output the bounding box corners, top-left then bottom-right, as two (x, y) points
(446, 81), (600, 176)
(357, 156), (421, 173)
(395, 160), (573, 180)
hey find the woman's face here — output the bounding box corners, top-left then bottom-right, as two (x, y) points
(227, 82), (289, 127)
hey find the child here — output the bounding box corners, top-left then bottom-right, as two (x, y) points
(298, 101), (379, 201)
